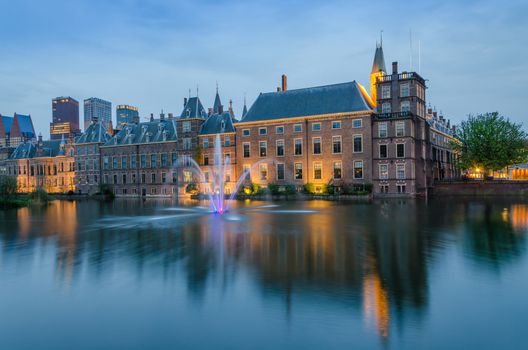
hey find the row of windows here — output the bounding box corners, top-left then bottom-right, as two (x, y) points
(103, 172), (178, 185)
(378, 143), (406, 159)
(380, 101), (411, 114)
(378, 163), (406, 180)
(377, 121), (406, 138)
(76, 145), (98, 156)
(243, 161), (364, 181)
(102, 153), (192, 170)
(8, 162), (74, 176)
(380, 83), (411, 99)
(202, 136), (231, 148)
(242, 119), (363, 137)
(242, 136), (363, 158)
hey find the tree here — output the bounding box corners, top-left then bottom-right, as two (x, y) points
(0, 176), (18, 199)
(451, 112), (528, 174)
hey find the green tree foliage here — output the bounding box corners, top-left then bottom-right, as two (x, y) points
(452, 112), (527, 173)
(0, 176), (18, 199)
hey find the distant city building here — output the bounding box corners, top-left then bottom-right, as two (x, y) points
(0, 113), (36, 147)
(6, 134), (75, 193)
(50, 97), (80, 140)
(84, 97), (112, 131)
(116, 104), (139, 129)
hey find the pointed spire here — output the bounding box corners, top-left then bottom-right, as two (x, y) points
(213, 83), (222, 114)
(371, 43), (386, 74)
(242, 94), (248, 118)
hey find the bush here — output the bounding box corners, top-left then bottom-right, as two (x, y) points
(0, 176), (18, 199)
(342, 183), (373, 195)
(268, 183), (297, 196)
(98, 184), (115, 199)
(237, 182), (264, 196)
(185, 183), (199, 195)
(303, 183), (328, 195)
(29, 187), (53, 204)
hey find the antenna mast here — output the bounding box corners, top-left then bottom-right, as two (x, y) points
(418, 40), (421, 74)
(409, 28), (413, 71)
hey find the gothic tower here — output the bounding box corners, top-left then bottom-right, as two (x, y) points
(370, 43), (386, 107)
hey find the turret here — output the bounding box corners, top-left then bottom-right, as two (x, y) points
(370, 43), (386, 107)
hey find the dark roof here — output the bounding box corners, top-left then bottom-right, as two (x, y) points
(213, 92), (222, 114)
(9, 140), (63, 159)
(2, 116), (13, 133)
(75, 121), (111, 144)
(242, 103), (248, 118)
(104, 118), (177, 146)
(13, 114), (36, 138)
(180, 97), (206, 119)
(241, 81), (372, 123)
(199, 112), (235, 135)
(371, 45), (386, 74)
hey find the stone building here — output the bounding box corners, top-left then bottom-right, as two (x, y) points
(5, 135), (75, 193)
(0, 113), (36, 147)
(73, 121), (112, 194)
(235, 76), (374, 193)
(426, 108), (458, 180)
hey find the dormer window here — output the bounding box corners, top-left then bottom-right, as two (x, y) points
(158, 123), (164, 133)
(221, 120), (225, 130)
(141, 125), (148, 133)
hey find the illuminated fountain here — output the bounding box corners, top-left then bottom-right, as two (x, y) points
(177, 134), (267, 214)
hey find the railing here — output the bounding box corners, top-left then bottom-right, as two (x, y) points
(375, 111), (413, 119)
(377, 72), (425, 84)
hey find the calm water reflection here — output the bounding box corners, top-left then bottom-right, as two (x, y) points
(0, 198), (527, 349)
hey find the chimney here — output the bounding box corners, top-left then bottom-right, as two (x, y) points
(277, 87), (281, 92)
(133, 115), (140, 124)
(433, 111), (437, 119)
(160, 111), (165, 120)
(281, 74), (288, 92)
(168, 113), (173, 119)
(150, 113), (154, 122)
(392, 61), (398, 75)
(38, 133), (43, 143)
(208, 108), (213, 116)
(427, 108), (433, 115)
(184, 97), (188, 107)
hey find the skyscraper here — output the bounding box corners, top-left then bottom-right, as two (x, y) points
(84, 97), (112, 130)
(116, 104), (139, 129)
(50, 96), (80, 140)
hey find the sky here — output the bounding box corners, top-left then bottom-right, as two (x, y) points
(0, 0), (526, 138)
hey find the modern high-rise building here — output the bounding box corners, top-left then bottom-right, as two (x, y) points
(84, 97), (112, 131)
(116, 104), (139, 129)
(50, 97), (80, 140)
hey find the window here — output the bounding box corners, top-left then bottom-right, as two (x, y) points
(397, 185), (406, 193)
(203, 155), (209, 166)
(259, 127), (267, 135)
(259, 164), (268, 180)
(379, 144), (388, 158)
(354, 160), (363, 179)
(131, 155), (137, 169)
(162, 172), (167, 183)
(243, 164), (251, 180)
(225, 153), (231, 165)
(113, 157), (119, 169)
(312, 123), (321, 131)
(141, 173), (146, 183)
(401, 101), (411, 113)
(352, 119), (362, 128)
(224, 136), (231, 147)
(277, 163), (285, 180)
(113, 174), (118, 184)
(380, 185), (389, 193)
(151, 173), (156, 183)
(396, 144), (405, 158)
(294, 139), (302, 155)
(396, 164), (406, 179)
(379, 164), (389, 180)
(242, 129), (250, 137)
(259, 141), (267, 157)
(381, 103), (391, 114)
(183, 170), (192, 183)
(132, 174), (136, 183)
(203, 138), (209, 149)
(243, 142), (250, 158)
(276, 126), (284, 134)
(183, 138), (192, 150)
(276, 140), (284, 156)
(172, 153), (177, 166)
(150, 154), (157, 168)
(400, 83), (410, 97)
(141, 154), (147, 168)
(332, 121), (341, 129)
(333, 162), (342, 179)
(161, 153), (168, 167)
(313, 162), (322, 180)
(182, 121), (191, 132)
(121, 156), (128, 169)
(293, 124), (302, 133)
(122, 174), (127, 184)
(378, 123), (388, 138)
(395, 121), (405, 137)
(294, 163), (303, 179)
(332, 136), (342, 154)
(381, 85), (391, 99)
(353, 135), (363, 153)
(313, 137), (321, 154)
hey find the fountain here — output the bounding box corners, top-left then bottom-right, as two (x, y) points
(176, 134), (267, 214)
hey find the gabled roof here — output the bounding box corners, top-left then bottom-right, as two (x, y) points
(242, 103), (248, 119)
(241, 81), (372, 123)
(10, 114), (36, 139)
(180, 97), (206, 119)
(199, 112), (235, 135)
(103, 118), (177, 146)
(2, 116), (13, 134)
(75, 121), (111, 144)
(371, 45), (386, 74)
(9, 140), (63, 159)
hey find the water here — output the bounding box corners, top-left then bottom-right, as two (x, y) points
(0, 198), (527, 349)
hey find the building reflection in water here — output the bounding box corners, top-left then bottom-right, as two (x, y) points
(0, 198), (527, 343)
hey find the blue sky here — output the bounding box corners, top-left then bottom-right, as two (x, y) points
(0, 0), (526, 137)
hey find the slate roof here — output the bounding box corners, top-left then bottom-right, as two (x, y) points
(2, 116), (13, 134)
(213, 92), (222, 114)
(199, 112), (235, 135)
(371, 45), (386, 74)
(103, 118), (177, 146)
(13, 114), (36, 138)
(75, 121), (111, 144)
(241, 81), (372, 123)
(9, 140), (63, 159)
(180, 97), (207, 119)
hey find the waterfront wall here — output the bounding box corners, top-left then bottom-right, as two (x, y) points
(432, 181), (528, 196)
